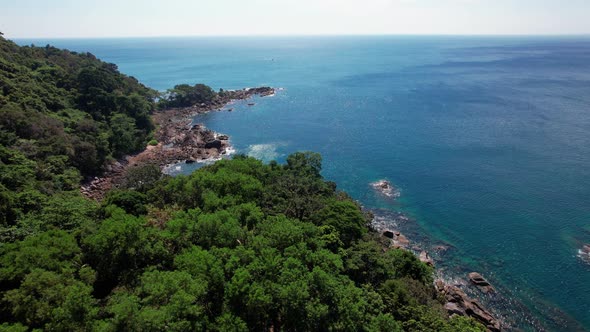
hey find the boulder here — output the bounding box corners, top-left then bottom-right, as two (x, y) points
(204, 139), (222, 150)
(578, 244), (590, 264)
(370, 179), (398, 198)
(468, 272), (495, 293)
(419, 251), (435, 267)
(394, 234), (410, 248)
(217, 134), (229, 140)
(381, 229), (410, 248)
(436, 280), (501, 332)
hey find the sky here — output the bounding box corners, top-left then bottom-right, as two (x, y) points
(1, 0), (589, 38)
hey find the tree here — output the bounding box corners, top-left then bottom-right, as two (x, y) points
(4, 269), (98, 330)
(109, 113), (141, 157)
(82, 208), (169, 293)
(104, 190), (148, 216)
(312, 199), (366, 245)
(160, 83), (217, 108)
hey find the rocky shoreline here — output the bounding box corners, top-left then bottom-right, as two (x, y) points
(81, 87), (275, 200)
(378, 226), (502, 331)
(371, 179), (502, 331)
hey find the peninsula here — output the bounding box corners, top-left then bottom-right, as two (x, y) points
(81, 86), (275, 200)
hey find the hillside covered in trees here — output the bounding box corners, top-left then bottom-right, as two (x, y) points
(0, 36), (485, 331)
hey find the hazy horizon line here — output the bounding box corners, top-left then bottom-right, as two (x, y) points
(8, 32), (590, 41)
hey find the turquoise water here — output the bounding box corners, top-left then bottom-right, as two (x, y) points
(18, 36), (590, 330)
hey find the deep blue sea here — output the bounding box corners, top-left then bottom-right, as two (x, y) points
(17, 36), (590, 331)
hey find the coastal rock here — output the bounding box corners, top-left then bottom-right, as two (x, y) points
(394, 233), (410, 248)
(380, 229), (410, 249)
(371, 179), (399, 198)
(468, 272), (495, 294)
(382, 230), (395, 239)
(217, 134), (229, 140)
(436, 280), (501, 332)
(433, 245), (450, 252)
(419, 251), (435, 267)
(204, 139), (222, 150)
(578, 244), (590, 264)
(248, 86), (275, 97)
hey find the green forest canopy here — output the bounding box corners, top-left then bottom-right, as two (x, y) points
(0, 36), (485, 331)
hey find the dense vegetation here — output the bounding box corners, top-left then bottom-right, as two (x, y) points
(0, 37), (485, 331)
(0, 153), (484, 331)
(158, 83), (217, 108)
(0, 35), (157, 239)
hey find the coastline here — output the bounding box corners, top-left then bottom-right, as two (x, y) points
(81, 95), (503, 330)
(371, 181), (503, 331)
(80, 87), (275, 200)
(370, 181), (587, 331)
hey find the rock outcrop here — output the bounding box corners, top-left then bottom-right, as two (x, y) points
(579, 244), (590, 264)
(419, 251), (435, 267)
(436, 280), (501, 332)
(81, 87), (276, 200)
(204, 139), (222, 150)
(371, 179), (399, 198)
(381, 229), (410, 249)
(382, 230), (395, 239)
(468, 272), (495, 293)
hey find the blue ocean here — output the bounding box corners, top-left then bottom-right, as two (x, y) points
(17, 36), (590, 331)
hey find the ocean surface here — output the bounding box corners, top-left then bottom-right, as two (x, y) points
(17, 36), (590, 331)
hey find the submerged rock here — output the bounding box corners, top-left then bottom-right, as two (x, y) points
(433, 245), (450, 252)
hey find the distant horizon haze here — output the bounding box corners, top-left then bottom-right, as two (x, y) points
(1, 0), (589, 38)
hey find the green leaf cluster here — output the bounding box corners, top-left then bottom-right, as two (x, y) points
(158, 83), (217, 108)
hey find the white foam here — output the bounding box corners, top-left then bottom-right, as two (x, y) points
(246, 143), (283, 162)
(370, 179), (401, 198)
(224, 146), (236, 157)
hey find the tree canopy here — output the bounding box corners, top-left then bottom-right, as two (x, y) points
(0, 152), (485, 331)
